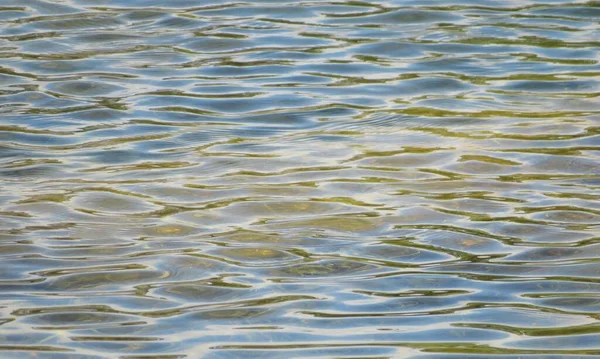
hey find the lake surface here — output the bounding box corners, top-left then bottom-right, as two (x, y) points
(1, 0), (600, 358)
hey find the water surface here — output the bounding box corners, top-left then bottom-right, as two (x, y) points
(1, 0), (600, 358)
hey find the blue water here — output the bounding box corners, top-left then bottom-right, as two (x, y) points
(1, 0), (600, 358)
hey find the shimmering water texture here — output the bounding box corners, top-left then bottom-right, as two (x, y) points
(1, 0), (600, 358)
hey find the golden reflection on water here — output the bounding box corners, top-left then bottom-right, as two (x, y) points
(1, 0), (600, 358)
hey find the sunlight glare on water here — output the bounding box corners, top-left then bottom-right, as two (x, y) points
(0, 0), (600, 358)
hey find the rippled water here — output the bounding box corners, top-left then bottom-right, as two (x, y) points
(1, 0), (600, 358)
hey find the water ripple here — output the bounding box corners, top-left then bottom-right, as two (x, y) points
(1, 0), (600, 358)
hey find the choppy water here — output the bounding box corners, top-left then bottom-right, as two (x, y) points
(1, 0), (600, 358)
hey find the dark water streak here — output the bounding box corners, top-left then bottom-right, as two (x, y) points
(1, 0), (600, 358)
